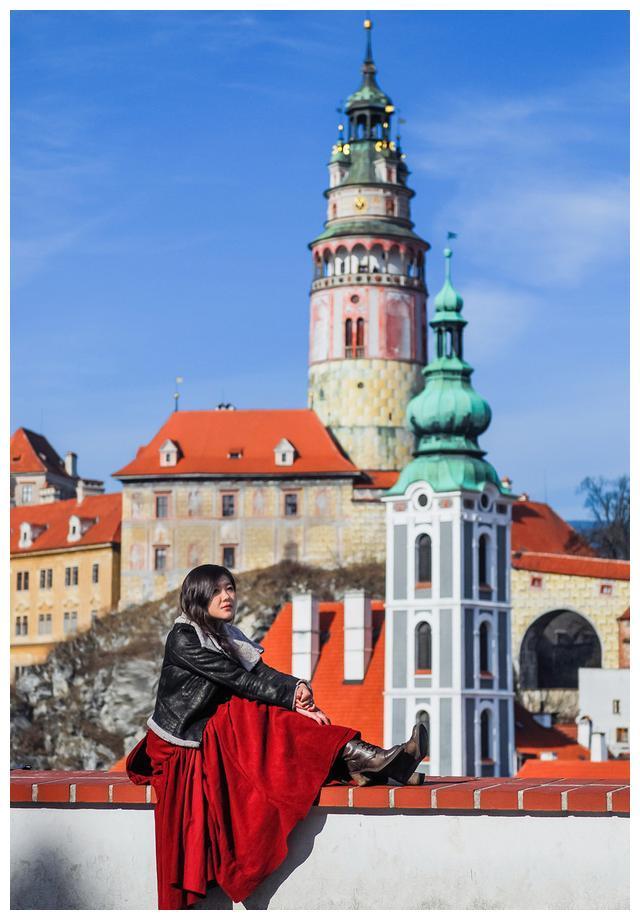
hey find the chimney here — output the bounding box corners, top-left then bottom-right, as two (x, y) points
(291, 593), (320, 680)
(65, 451), (78, 478)
(500, 476), (513, 492)
(343, 589), (372, 681)
(577, 715), (592, 750)
(590, 731), (607, 762)
(76, 480), (85, 504)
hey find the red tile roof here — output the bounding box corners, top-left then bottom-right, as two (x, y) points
(261, 600), (386, 745)
(511, 500), (593, 555)
(517, 759), (630, 780)
(10, 428), (72, 478)
(618, 607), (630, 621)
(10, 493), (122, 554)
(515, 703), (589, 760)
(354, 470), (400, 490)
(113, 410), (358, 479)
(512, 552), (629, 580)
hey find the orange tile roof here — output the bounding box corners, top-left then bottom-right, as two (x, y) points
(618, 607), (630, 621)
(517, 759), (630, 780)
(10, 493), (122, 555)
(354, 470), (400, 490)
(512, 552), (629, 580)
(113, 410), (358, 479)
(261, 600), (386, 745)
(511, 500), (593, 555)
(10, 427), (72, 478)
(515, 703), (589, 760)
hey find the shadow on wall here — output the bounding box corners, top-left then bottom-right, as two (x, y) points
(11, 844), (87, 909)
(192, 811), (328, 910)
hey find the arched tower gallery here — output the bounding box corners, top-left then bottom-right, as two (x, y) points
(308, 20), (430, 472)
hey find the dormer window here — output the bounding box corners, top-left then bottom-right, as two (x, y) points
(67, 515), (96, 542)
(274, 438), (296, 467)
(18, 521), (46, 548)
(19, 522), (32, 548)
(159, 439), (180, 468)
(227, 449), (243, 460)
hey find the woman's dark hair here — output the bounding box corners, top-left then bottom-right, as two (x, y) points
(179, 564), (238, 659)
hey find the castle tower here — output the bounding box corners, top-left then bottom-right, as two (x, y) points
(308, 19), (430, 471)
(382, 249), (516, 777)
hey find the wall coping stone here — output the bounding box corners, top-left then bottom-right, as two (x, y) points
(10, 771), (630, 814)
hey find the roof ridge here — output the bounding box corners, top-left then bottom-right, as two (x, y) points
(515, 550), (628, 564)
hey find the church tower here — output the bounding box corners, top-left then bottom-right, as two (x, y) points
(308, 19), (429, 471)
(382, 248), (516, 777)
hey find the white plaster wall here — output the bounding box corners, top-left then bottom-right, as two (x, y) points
(579, 667), (630, 755)
(11, 808), (629, 910)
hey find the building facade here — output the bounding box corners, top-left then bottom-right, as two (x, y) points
(383, 249), (515, 776)
(307, 19), (429, 471)
(10, 493), (121, 682)
(10, 427), (104, 507)
(114, 409), (388, 607)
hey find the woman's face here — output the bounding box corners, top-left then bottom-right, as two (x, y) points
(207, 575), (237, 622)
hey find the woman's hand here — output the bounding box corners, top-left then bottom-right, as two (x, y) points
(295, 703), (331, 725)
(294, 682), (314, 709)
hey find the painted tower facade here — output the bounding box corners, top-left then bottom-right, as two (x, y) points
(308, 21), (429, 471)
(383, 249), (516, 777)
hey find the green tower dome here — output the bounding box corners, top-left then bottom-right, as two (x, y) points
(388, 248), (509, 496)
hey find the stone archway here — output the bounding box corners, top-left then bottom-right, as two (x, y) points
(519, 609), (602, 690)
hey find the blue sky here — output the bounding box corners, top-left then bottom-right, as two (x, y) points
(10, 10), (629, 519)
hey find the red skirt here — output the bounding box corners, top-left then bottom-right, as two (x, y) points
(126, 696), (357, 909)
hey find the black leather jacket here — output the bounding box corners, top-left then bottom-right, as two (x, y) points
(147, 622), (302, 746)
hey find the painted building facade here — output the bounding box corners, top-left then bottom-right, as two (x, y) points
(383, 249), (516, 776)
(10, 428), (104, 507)
(10, 493), (121, 682)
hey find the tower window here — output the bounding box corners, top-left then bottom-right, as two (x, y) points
(222, 494), (236, 517)
(416, 710), (430, 758)
(415, 534), (432, 586)
(222, 546), (236, 569)
(478, 534), (490, 588)
(356, 318), (365, 356)
(345, 318), (353, 357)
(480, 710), (492, 761)
(415, 622), (432, 672)
(479, 621), (491, 674)
(155, 494), (169, 519)
(386, 198), (395, 216)
(284, 493), (298, 516)
(612, 699), (621, 714)
(154, 547), (167, 572)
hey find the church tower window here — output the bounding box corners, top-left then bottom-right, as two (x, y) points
(478, 534), (490, 587)
(345, 319), (353, 357)
(416, 710), (431, 758)
(415, 622), (432, 672)
(479, 621), (491, 674)
(356, 318), (365, 356)
(415, 533), (432, 586)
(480, 709), (492, 761)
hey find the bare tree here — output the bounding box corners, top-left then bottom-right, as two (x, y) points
(578, 475), (630, 560)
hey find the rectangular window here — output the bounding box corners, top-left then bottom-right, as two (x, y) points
(600, 584), (613, 596)
(155, 494), (169, 519)
(17, 571), (29, 591)
(154, 547), (167, 572)
(65, 567), (71, 587)
(15, 616), (28, 636)
(222, 494), (235, 517)
(222, 546), (235, 569)
(69, 566), (78, 586)
(616, 727), (629, 744)
(21, 484), (33, 503)
(15, 665), (30, 681)
(92, 563), (99, 584)
(284, 493), (298, 516)
(47, 569), (53, 589)
(17, 572), (22, 591)
(531, 576), (543, 589)
(63, 611), (78, 635)
(40, 569), (46, 589)
(613, 699), (621, 714)
(38, 613), (52, 636)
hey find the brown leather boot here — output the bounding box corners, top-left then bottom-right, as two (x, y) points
(341, 723), (428, 786)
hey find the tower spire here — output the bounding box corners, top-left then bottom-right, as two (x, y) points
(363, 15), (374, 66)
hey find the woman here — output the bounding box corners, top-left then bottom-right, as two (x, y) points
(126, 564), (427, 909)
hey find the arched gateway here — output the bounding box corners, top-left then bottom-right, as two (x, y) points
(519, 610), (602, 689)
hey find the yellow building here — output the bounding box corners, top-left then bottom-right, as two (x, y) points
(10, 493), (121, 682)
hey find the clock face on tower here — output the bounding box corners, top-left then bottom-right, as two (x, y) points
(354, 196), (367, 212)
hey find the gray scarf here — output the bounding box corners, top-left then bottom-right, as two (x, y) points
(174, 613), (264, 671)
